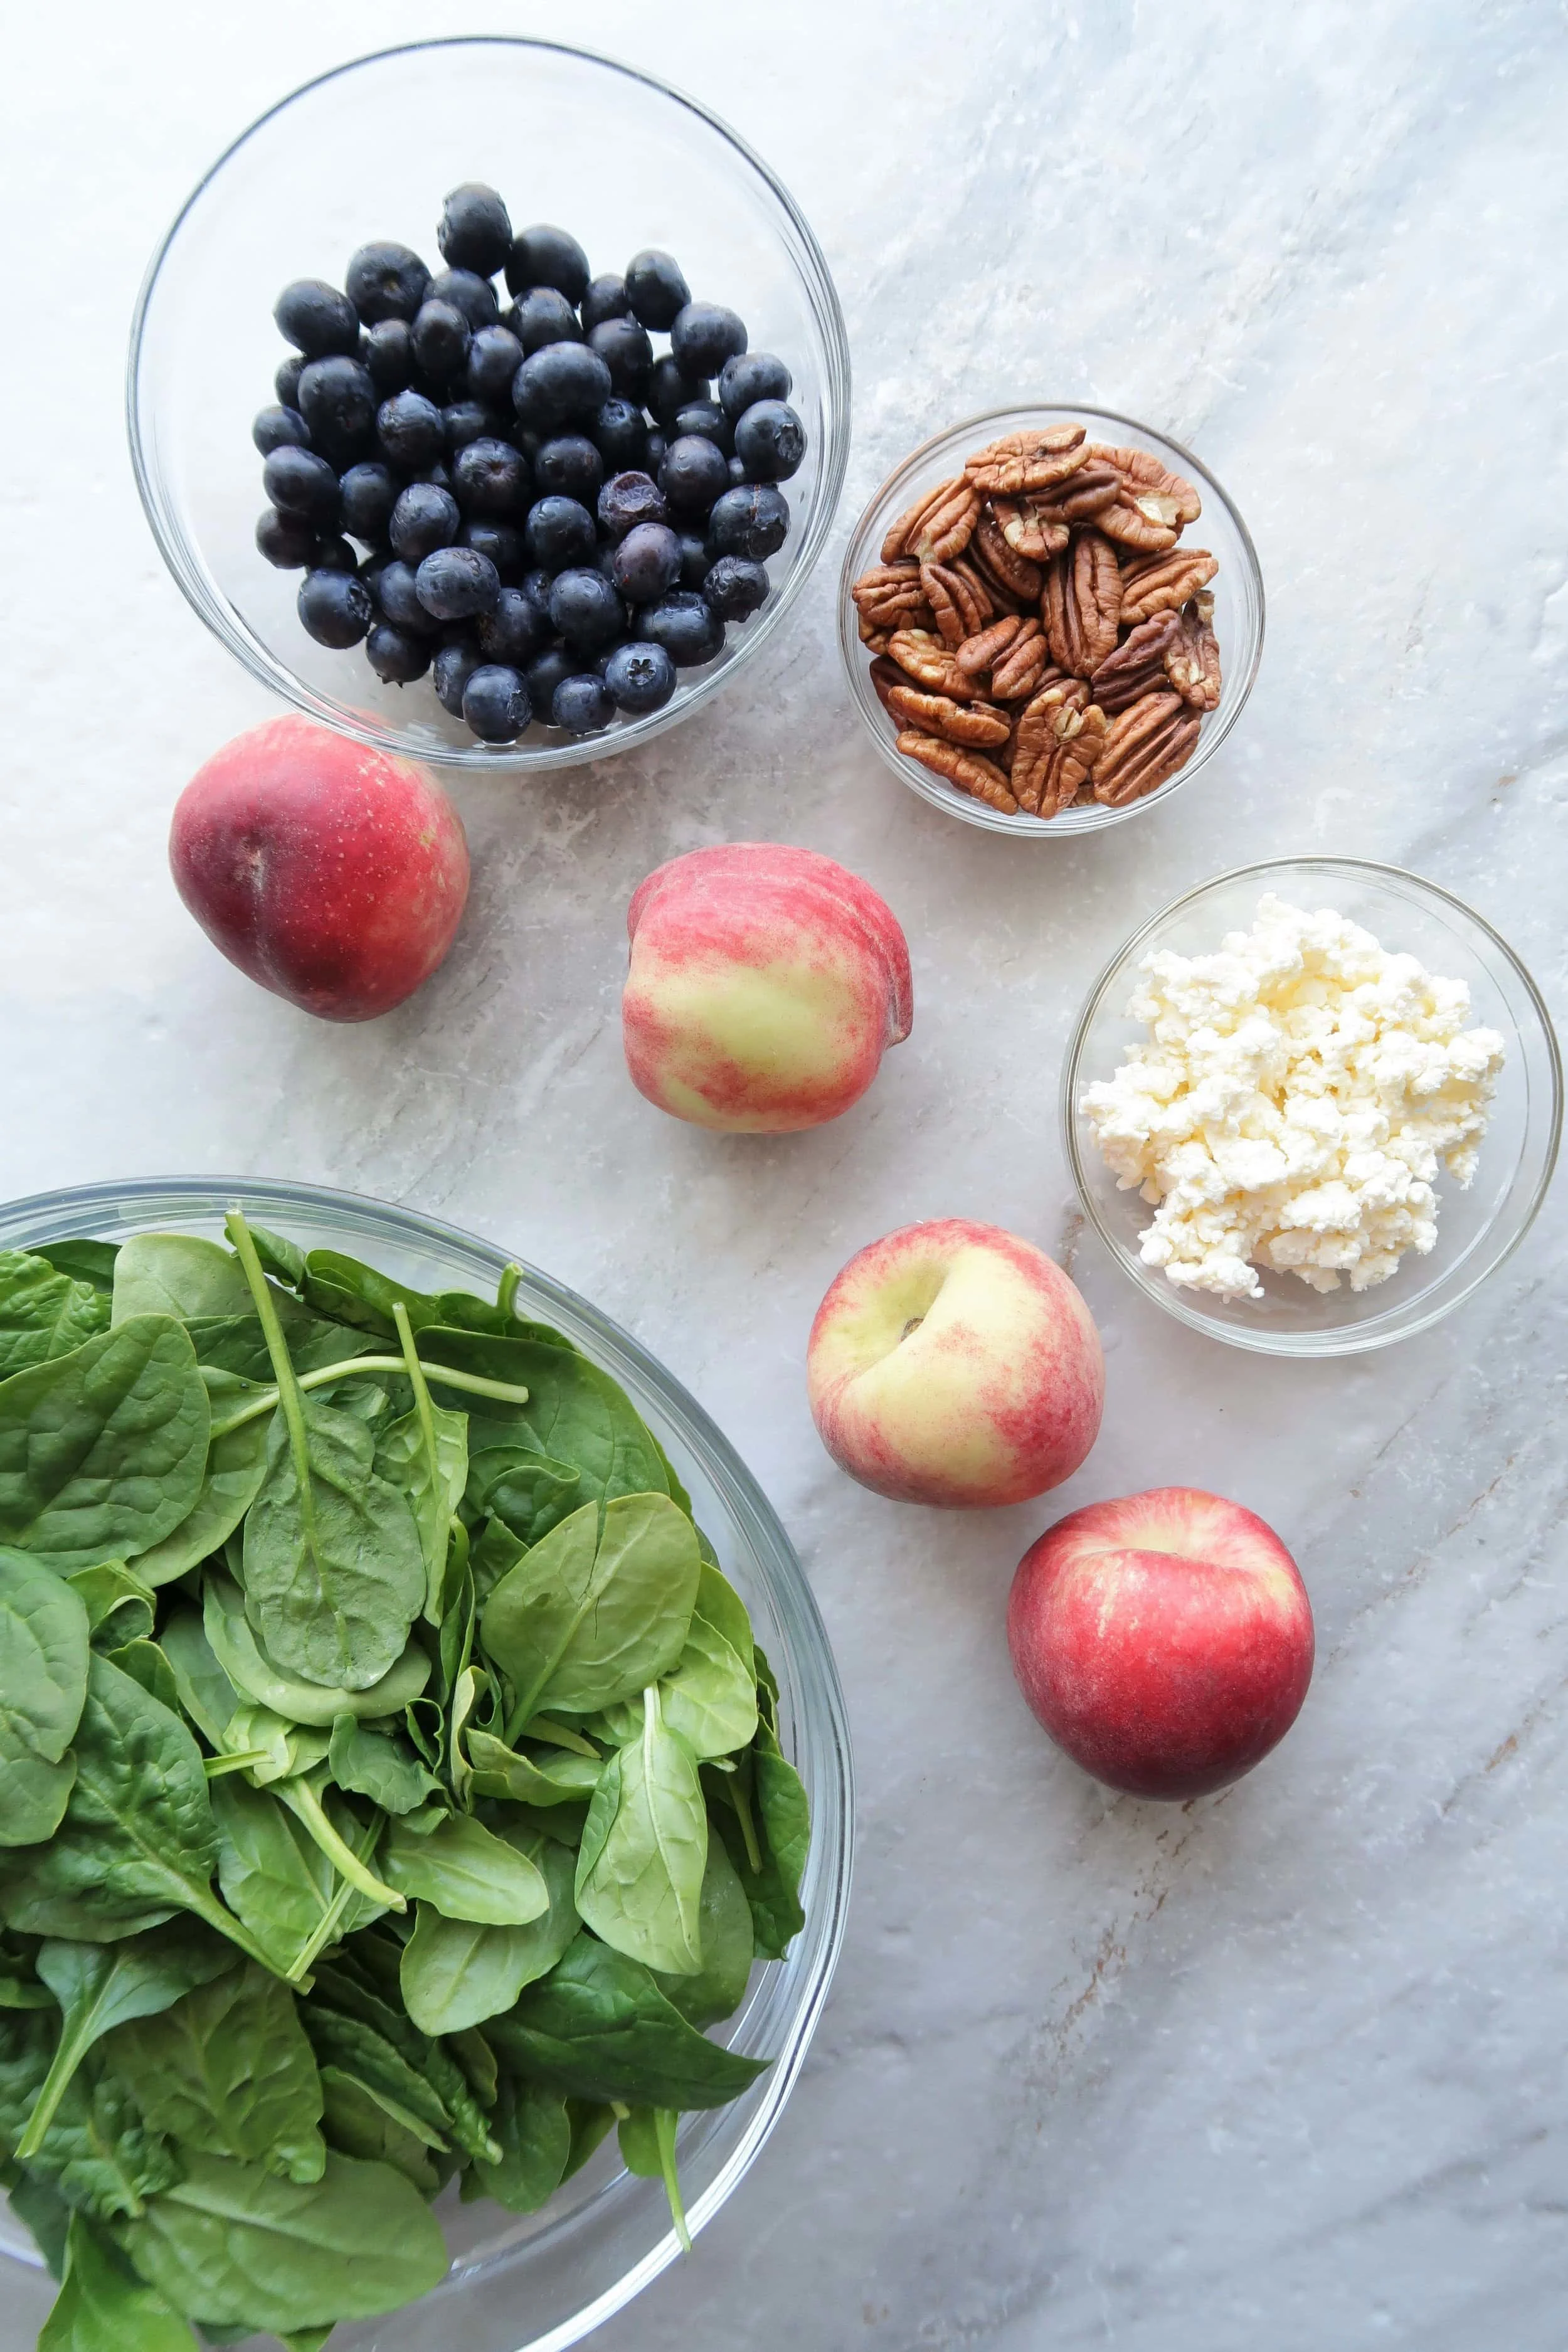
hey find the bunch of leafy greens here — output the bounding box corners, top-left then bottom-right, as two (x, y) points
(0, 1217), (808, 2351)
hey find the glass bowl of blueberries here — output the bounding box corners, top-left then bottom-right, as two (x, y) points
(128, 37), (850, 766)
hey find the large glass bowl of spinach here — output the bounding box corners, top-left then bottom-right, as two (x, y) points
(0, 1175), (851, 2352)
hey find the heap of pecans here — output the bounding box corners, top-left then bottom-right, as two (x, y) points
(851, 422), (1221, 819)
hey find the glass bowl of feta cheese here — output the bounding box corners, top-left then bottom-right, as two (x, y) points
(1063, 858), (1561, 1355)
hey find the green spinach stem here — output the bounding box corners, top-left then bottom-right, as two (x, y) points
(655, 2107), (692, 2254)
(277, 1774), (404, 1914)
(226, 1211), (322, 1570)
(497, 1262), (522, 1319)
(208, 1355), (532, 1439)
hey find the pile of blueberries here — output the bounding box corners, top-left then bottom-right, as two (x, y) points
(253, 183), (805, 744)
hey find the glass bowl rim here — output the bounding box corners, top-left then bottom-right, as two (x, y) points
(125, 33), (853, 774)
(1059, 854), (1564, 1356)
(0, 1170), (855, 2348)
(836, 398), (1264, 838)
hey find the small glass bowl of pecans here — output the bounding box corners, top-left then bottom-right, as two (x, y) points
(837, 405), (1263, 835)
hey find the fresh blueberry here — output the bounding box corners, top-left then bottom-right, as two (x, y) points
(707, 483), (789, 559)
(526, 644), (576, 712)
(297, 569), (373, 648)
(670, 302), (747, 379)
(312, 534), (359, 573)
(728, 455), (747, 485)
(524, 495), (598, 573)
(548, 568), (625, 652)
(512, 343), (613, 432)
(253, 405), (310, 457)
(274, 279), (359, 358)
(337, 462), (397, 543)
(364, 318), (415, 393)
(373, 559), (442, 635)
(415, 545), (501, 621)
(702, 553), (769, 622)
(734, 398), (806, 482)
(581, 273), (630, 331)
(533, 434), (603, 503)
(460, 519), (525, 580)
(588, 317), (653, 403)
(428, 268), (501, 331)
(519, 568), (554, 621)
(659, 435), (730, 518)
(604, 638), (677, 714)
(506, 287), (583, 354)
(476, 584), (548, 665)
(275, 352), (307, 408)
(718, 351), (793, 418)
(438, 183), (512, 278)
(593, 399), (648, 471)
(346, 243), (431, 324)
(255, 508), (319, 568)
(453, 437), (529, 518)
(410, 299), (471, 384)
(646, 430), (669, 477)
(648, 355), (707, 426)
(611, 521), (682, 603)
(673, 399), (733, 455)
(297, 356), (377, 462)
(443, 400), (499, 453)
(462, 663), (531, 741)
(597, 470), (668, 539)
(433, 637), (482, 717)
(466, 324), (523, 407)
(552, 674), (614, 734)
(376, 389), (445, 470)
(366, 621), (433, 684)
(262, 446), (339, 525)
(638, 589), (724, 667)
(506, 225), (590, 304)
(625, 248), (690, 331)
(389, 481), (460, 563)
(677, 531), (710, 590)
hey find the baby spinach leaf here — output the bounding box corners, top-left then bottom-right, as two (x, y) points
(130, 1372), (273, 1589)
(119, 2150), (449, 2334)
(0, 1253), (110, 1380)
(380, 1814), (548, 1927)
(247, 1227), (306, 1290)
(33, 1241), (119, 1298)
(659, 1594), (758, 1762)
(469, 1513), (525, 1607)
(418, 1331), (666, 1505)
(107, 1964), (325, 2186)
(299, 1250), (568, 1348)
(480, 1493), (700, 1738)
(575, 1688), (707, 1976)
(103, 1642), (182, 1717)
(316, 2065), (441, 2195)
(0, 1548), (89, 1848)
(8, 2048), (179, 2221)
(298, 2013), (452, 2154)
(375, 1301), (468, 1623)
(305, 1959), (498, 2163)
(464, 1729), (602, 1808)
(492, 1935), (768, 2111)
(181, 1315), (379, 1384)
(690, 1560), (754, 1682)
(463, 2074), (571, 2213)
(203, 1573), (430, 1727)
(649, 1831), (755, 2028)
(8, 2168), (72, 2277)
(467, 1446), (582, 1549)
(0, 1318), (209, 1571)
(40, 2209), (199, 2352)
(617, 2105), (691, 2251)
(221, 1705), (329, 1789)
(110, 1237), (254, 1326)
(562, 2094), (617, 2179)
(327, 1716), (439, 1816)
(399, 1833), (578, 2035)
(16, 1924), (231, 2159)
(65, 1561), (156, 1650)
(709, 1723), (810, 1961)
(208, 1781), (337, 1981)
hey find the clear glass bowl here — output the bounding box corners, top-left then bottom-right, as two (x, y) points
(837, 403), (1263, 836)
(1062, 859), (1562, 1354)
(128, 38), (850, 772)
(0, 1176), (852, 2349)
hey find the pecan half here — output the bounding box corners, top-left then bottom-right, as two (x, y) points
(1094, 495), (1180, 554)
(1013, 683), (1109, 817)
(867, 655), (903, 712)
(1164, 605), (1221, 711)
(852, 558), (930, 632)
(1089, 445), (1202, 524)
(956, 613), (1024, 678)
(970, 506), (1042, 606)
(964, 423), (1089, 497)
(997, 464), (1121, 554)
(1092, 691), (1200, 807)
(1043, 530), (1122, 676)
(897, 729), (1019, 815)
(882, 475), (980, 564)
(1089, 610), (1182, 715)
(1116, 547), (1219, 624)
(857, 613), (892, 654)
(992, 497), (1069, 564)
(887, 628), (970, 695)
(886, 684), (1010, 746)
(921, 558), (992, 647)
(988, 618), (1050, 701)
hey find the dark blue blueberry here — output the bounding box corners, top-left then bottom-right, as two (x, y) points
(728, 455), (748, 485)
(433, 636), (482, 717)
(598, 470), (667, 539)
(453, 437), (529, 518)
(533, 434), (603, 503)
(526, 644), (576, 712)
(311, 535), (359, 573)
(734, 398), (805, 482)
(649, 355), (707, 427)
(718, 351), (793, 419)
(552, 674), (614, 734)
(512, 342), (613, 432)
(376, 389), (445, 470)
(467, 325), (524, 406)
(506, 287), (582, 354)
(593, 399), (648, 471)
(581, 273), (630, 331)
(462, 663), (531, 741)
(415, 459), (453, 493)
(366, 621), (433, 683)
(674, 400), (733, 455)
(443, 400), (501, 453)
(702, 553), (769, 622)
(604, 638), (677, 714)
(548, 568), (625, 652)
(274, 279), (359, 358)
(373, 559), (442, 636)
(410, 299), (471, 385)
(707, 483), (789, 559)
(506, 225), (590, 304)
(670, 302), (747, 379)
(297, 568), (373, 647)
(476, 584), (548, 665)
(519, 568), (554, 620)
(389, 481), (460, 563)
(274, 352), (306, 408)
(588, 317), (653, 403)
(659, 434), (731, 519)
(253, 405), (310, 457)
(611, 521), (682, 603)
(262, 446), (339, 526)
(364, 318), (415, 393)
(346, 243), (431, 324)
(256, 508), (319, 568)
(460, 519), (525, 580)
(524, 494), (597, 573)
(438, 183), (512, 277)
(677, 531), (710, 590)
(646, 430), (669, 477)
(415, 544), (501, 620)
(625, 248), (690, 331)
(638, 590), (724, 667)
(297, 356), (376, 462)
(429, 269), (500, 331)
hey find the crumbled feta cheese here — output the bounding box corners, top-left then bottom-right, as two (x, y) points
(1081, 895), (1506, 1300)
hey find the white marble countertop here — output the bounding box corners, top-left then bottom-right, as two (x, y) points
(4, 3), (1568, 2346)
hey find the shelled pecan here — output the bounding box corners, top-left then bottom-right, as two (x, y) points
(887, 628), (970, 696)
(1014, 681), (1108, 817)
(1089, 610), (1182, 715)
(881, 476), (980, 564)
(896, 729), (1020, 813)
(1117, 546), (1217, 624)
(1093, 692), (1201, 807)
(970, 506), (1042, 607)
(1043, 531), (1121, 676)
(885, 685), (1011, 747)
(851, 559), (930, 633)
(921, 558), (992, 647)
(988, 619), (1051, 701)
